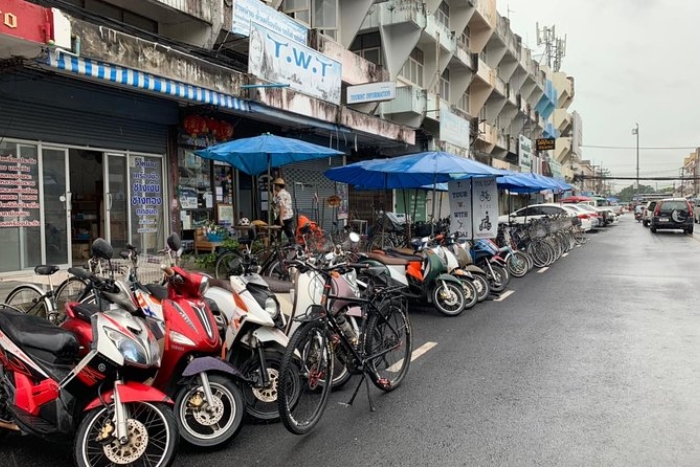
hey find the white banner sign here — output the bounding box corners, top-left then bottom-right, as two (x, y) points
(448, 179), (473, 238)
(519, 135), (532, 172)
(232, 0), (308, 44)
(347, 81), (396, 104)
(448, 177), (499, 239)
(440, 107), (471, 150)
(249, 22), (342, 104)
(472, 177), (499, 239)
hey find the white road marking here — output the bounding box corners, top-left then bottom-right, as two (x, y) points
(494, 290), (514, 302)
(537, 267), (549, 273)
(386, 341), (437, 373)
(562, 252), (569, 257)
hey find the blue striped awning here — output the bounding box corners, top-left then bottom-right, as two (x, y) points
(45, 50), (249, 112)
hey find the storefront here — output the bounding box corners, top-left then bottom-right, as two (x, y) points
(0, 70), (177, 273)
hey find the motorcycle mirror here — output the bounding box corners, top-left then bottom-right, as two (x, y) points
(91, 238), (113, 260)
(167, 233), (181, 251)
(348, 232), (360, 243)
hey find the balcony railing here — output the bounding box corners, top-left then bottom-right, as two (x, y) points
(361, 0), (426, 31)
(424, 14), (456, 53)
(380, 84), (427, 115)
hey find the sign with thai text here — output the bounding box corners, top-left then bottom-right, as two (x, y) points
(248, 22), (342, 104)
(519, 135), (533, 171)
(131, 157), (162, 234)
(440, 107), (471, 150)
(232, 0), (308, 45)
(536, 138), (556, 151)
(0, 153), (40, 228)
(347, 82), (396, 104)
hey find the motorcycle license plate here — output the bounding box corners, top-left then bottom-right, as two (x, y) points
(659, 217), (669, 222)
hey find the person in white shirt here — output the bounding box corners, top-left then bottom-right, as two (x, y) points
(273, 178), (294, 243)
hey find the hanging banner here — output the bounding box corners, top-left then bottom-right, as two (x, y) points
(232, 0), (308, 44)
(248, 22), (342, 104)
(448, 179), (472, 238)
(472, 177), (498, 239)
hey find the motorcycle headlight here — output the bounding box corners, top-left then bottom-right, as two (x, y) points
(106, 328), (148, 366)
(265, 297), (279, 319)
(199, 275), (210, 295)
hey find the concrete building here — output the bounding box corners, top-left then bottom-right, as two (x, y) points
(681, 149), (699, 197)
(0, 0), (580, 275)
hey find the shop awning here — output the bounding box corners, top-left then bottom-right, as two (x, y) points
(44, 49), (250, 112)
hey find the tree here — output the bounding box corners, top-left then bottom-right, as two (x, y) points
(615, 184), (656, 202)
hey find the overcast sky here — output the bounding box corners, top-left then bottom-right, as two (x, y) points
(502, 0), (700, 190)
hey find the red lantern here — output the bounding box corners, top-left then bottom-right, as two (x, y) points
(206, 117), (219, 136)
(219, 121), (234, 140)
(183, 115), (207, 137)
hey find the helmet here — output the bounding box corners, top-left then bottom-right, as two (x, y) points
(238, 218), (250, 226)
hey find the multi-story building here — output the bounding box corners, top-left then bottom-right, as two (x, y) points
(0, 0), (579, 275)
(681, 149), (700, 197)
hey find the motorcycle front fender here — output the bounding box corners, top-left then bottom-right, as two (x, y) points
(84, 382), (172, 412)
(181, 356), (244, 381)
(252, 327), (289, 349)
(464, 265), (487, 276)
(434, 273), (463, 285)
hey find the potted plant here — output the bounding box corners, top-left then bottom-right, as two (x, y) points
(204, 221), (227, 242)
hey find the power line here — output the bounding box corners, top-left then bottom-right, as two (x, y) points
(582, 145), (697, 150)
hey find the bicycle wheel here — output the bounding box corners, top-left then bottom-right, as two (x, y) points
(278, 320), (334, 435)
(214, 250), (244, 279)
(5, 284), (50, 319)
(55, 277), (90, 319)
(365, 302), (412, 391)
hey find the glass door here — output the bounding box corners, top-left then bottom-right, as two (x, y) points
(42, 147), (71, 266)
(129, 154), (165, 255)
(104, 153), (129, 250)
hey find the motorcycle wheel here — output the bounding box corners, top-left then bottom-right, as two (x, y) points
(489, 264), (510, 293)
(458, 279), (479, 310)
(431, 282), (466, 317)
(240, 351), (301, 423)
(75, 401), (178, 467)
(471, 273), (491, 302)
(174, 374), (244, 447)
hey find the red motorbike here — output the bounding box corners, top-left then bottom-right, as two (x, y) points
(0, 238), (178, 466)
(62, 235), (245, 449)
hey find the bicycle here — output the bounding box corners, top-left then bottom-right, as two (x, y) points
(4, 262), (101, 323)
(276, 259), (412, 435)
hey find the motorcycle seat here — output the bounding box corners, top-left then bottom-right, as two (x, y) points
(365, 252), (408, 266)
(263, 277), (293, 293)
(34, 264), (60, 276)
(385, 250), (422, 262)
(72, 303), (101, 323)
(0, 308), (78, 359)
(145, 284), (168, 301)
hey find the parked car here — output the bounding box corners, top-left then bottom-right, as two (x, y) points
(642, 201), (657, 227)
(499, 203), (592, 231)
(650, 198), (694, 234)
(572, 204), (603, 229)
(694, 199), (700, 224)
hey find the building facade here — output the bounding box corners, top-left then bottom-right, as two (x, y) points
(0, 0), (580, 274)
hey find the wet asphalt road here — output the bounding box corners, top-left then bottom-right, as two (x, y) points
(3, 215), (700, 466)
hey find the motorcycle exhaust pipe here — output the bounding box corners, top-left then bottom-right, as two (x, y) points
(0, 420), (20, 431)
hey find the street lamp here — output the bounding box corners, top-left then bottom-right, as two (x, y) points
(632, 123), (640, 200)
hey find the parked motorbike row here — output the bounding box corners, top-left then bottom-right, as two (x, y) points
(0, 231), (414, 465)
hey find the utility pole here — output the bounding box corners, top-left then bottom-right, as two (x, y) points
(632, 123), (639, 201)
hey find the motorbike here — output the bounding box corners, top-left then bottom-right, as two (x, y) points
(363, 238), (468, 316)
(206, 238), (300, 422)
(470, 240), (511, 293)
(61, 236), (246, 449)
(439, 234), (492, 302)
(0, 240), (178, 466)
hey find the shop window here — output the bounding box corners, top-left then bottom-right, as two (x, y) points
(178, 150), (213, 230)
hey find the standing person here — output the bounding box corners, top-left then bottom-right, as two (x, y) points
(273, 178), (294, 243)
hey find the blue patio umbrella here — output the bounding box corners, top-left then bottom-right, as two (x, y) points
(195, 132), (344, 176)
(195, 133), (344, 224)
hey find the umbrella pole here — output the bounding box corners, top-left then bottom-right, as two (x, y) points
(470, 179), (474, 244)
(431, 174), (437, 235)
